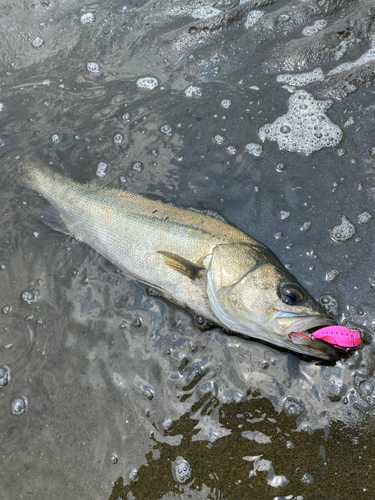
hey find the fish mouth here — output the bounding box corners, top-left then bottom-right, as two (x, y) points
(294, 317), (336, 336)
(275, 314), (338, 360)
(276, 314), (335, 336)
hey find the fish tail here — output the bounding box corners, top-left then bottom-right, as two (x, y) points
(20, 158), (78, 206)
(20, 160), (56, 192)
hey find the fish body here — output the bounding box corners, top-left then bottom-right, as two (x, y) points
(23, 165), (337, 360)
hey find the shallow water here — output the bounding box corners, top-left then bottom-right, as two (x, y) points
(0, 0), (374, 498)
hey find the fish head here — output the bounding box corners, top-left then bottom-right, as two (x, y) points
(206, 242), (337, 360)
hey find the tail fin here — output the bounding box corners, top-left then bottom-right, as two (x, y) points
(19, 158), (80, 236)
(19, 158), (78, 206)
(20, 158), (56, 193)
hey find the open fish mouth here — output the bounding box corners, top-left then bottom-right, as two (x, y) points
(298, 318), (337, 336)
(276, 314), (335, 336)
(275, 314), (339, 360)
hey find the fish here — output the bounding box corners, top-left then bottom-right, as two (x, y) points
(22, 163), (338, 360)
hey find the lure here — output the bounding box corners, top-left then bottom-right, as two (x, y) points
(289, 325), (362, 351)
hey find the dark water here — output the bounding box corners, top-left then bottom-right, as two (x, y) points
(0, 0), (374, 498)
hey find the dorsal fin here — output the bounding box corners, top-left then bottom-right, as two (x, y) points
(157, 251), (206, 280)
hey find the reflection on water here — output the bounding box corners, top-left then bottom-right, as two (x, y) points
(0, 0), (374, 498)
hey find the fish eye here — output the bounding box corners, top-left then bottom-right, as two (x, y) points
(280, 284), (304, 305)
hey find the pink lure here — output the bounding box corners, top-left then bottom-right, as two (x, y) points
(290, 326), (362, 350)
(312, 326), (362, 348)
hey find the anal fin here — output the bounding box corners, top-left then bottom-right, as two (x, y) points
(40, 207), (70, 235)
(157, 251), (206, 280)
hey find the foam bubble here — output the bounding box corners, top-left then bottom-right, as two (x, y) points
(282, 396), (303, 416)
(268, 474), (289, 488)
(3, 305), (13, 314)
(334, 40), (349, 61)
(0, 366), (10, 388)
(325, 270), (339, 282)
(328, 36), (375, 76)
(172, 456), (192, 483)
(302, 19), (327, 37)
(330, 216), (355, 242)
(226, 145), (236, 155)
(133, 317), (143, 327)
(12, 396), (28, 416)
(258, 90), (343, 155)
(162, 418), (173, 431)
(245, 10), (264, 29)
(132, 162), (144, 172)
(142, 386), (154, 400)
(314, 20), (327, 30)
(302, 26), (320, 37)
(213, 134), (225, 144)
(344, 116), (355, 127)
(120, 319), (128, 329)
(96, 162), (109, 178)
(80, 12), (95, 24)
(22, 291), (35, 304)
(31, 37), (44, 48)
(276, 68), (324, 87)
(301, 473), (314, 484)
(276, 162), (287, 172)
(358, 212), (372, 224)
(87, 62), (100, 73)
(160, 124), (172, 135)
(184, 86), (202, 97)
(192, 6), (221, 20)
(113, 133), (124, 144)
(245, 143), (262, 156)
(358, 379), (374, 398)
(280, 210), (290, 220)
(319, 294), (339, 316)
(129, 469), (138, 481)
(136, 77), (159, 90)
(280, 125), (290, 134)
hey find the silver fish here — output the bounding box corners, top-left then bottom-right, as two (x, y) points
(23, 165), (337, 360)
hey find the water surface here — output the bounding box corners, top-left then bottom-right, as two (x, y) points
(0, 0), (374, 498)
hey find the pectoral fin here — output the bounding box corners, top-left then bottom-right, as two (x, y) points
(157, 251), (206, 280)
